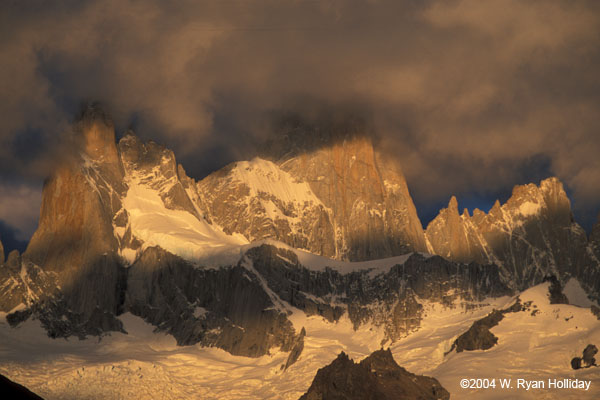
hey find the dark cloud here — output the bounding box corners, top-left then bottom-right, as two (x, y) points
(0, 220), (29, 255)
(1, 0), (599, 233)
(0, 182), (41, 248)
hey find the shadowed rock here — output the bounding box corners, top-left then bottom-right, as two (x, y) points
(544, 276), (569, 304)
(284, 327), (306, 370)
(299, 349), (449, 400)
(571, 344), (598, 369)
(583, 344), (598, 367)
(0, 374), (44, 399)
(448, 298), (524, 354)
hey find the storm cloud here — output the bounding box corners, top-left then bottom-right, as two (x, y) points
(1, 0), (599, 245)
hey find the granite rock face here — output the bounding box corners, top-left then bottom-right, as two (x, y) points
(23, 105), (127, 334)
(426, 178), (595, 292)
(299, 349), (449, 400)
(123, 243), (511, 354)
(243, 245), (511, 344)
(124, 246), (297, 357)
(198, 134), (428, 261)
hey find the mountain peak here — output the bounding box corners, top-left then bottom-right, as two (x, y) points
(448, 196), (459, 212)
(74, 103), (119, 164)
(540, 176), (564, 192)
(300, 349), (449, 400)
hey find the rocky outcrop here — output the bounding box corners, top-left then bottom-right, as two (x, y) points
(0, 255), (59, 314)
(451, 309), (504, 353)
(284, 327), (306, 370)
(591, 305), (600, 320)
(0, 374), (44, 400)
(589, 215), (600, 254)
(426, 178), (591, 290)
(0, 237), (4, 264)
(299, 349), (449, 400)
(571, 344), (598, 370)
(448, 298), (526, 353)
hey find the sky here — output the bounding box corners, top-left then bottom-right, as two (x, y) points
(1, 0), (599, 252)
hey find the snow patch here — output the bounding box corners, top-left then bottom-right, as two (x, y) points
(518, 201), (541, 217)
(230, 158), (323, 207)
(563, 278), (596, 308)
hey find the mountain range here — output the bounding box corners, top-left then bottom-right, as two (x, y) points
(0, 105), (599, 398)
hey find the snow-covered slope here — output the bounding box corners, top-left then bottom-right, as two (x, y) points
(122, 169), (248, 265)
(426, 281), (600, 399)
(1, 282), (597, 399)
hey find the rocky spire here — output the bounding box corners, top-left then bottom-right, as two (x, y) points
(76, 103), (120, 164)
(0, 237), (4, 264)
(426, 177), (590, 289)
(24, 105), (127, 333)
(425, 196), (487, 264)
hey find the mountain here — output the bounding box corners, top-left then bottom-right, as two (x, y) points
(0, 106), (513, 359)
(426, 179), (597, 295)
(1, 107), (600, 399)
(198, 131), (427, 261)
(0, 105), (598, 369)
(299, 349), (449, 400)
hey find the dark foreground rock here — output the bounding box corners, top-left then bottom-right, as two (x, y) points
(299, 349), (449, 400)
(0, 374), (44, 399)
(447, 298), (527, 353)
(571, 344), (598, 370)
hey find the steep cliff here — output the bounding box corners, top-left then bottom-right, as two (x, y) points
(23, 105), (127, 334)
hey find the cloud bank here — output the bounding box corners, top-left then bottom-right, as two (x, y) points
(1, 0), (599, 242)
